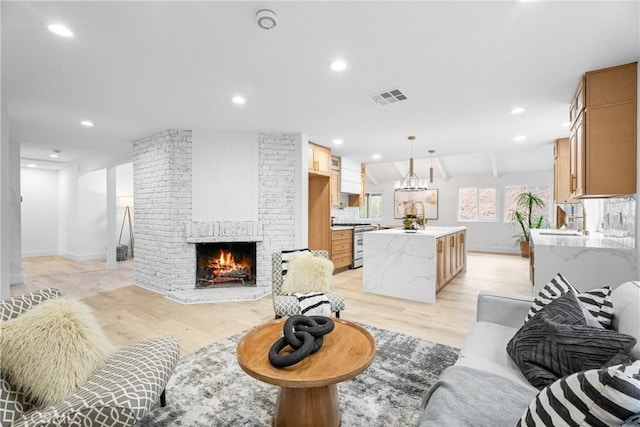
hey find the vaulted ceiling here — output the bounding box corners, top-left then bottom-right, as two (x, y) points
(3, 1), (638, 178)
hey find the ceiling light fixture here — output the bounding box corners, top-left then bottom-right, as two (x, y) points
(332, 138), (343, 145)
(372, 153), (381, 160)
(49, 149), (62, 158)
(48, 24), (73, 38)
(256, 9), (278, 30)
(80, 120), (95, 127)
(428, 149), (435, 184)
(514, 135), (527, 142)
(231, 96), (246, 105)
(27, 164), (36, 168)
(561, 122), (570, 127)
(395, 136), (428, 192)
(330, 60), (347, 72)
(509, 107), (526, 115)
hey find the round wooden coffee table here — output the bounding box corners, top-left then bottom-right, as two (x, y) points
(237, 318), (376, 427)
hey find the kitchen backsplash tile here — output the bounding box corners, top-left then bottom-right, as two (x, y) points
(602, 196), (635, 248)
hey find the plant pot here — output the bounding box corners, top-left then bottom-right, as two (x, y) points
(519, 241), (530, 258)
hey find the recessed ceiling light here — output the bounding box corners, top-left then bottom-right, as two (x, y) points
(332, 138), (343, 145)
(49, 153), (59, 158)
(27, 164), (36, 168)
(48, 24), (73, 38)
(330, 60), (347, 72)
(80, 120), (95, 127)
(514, 135), (527, 142)
(231, 96), (246, 105)
(561, 122), (570, 127)
(372, 153), (381, 160)
(509, 107), (526, 115)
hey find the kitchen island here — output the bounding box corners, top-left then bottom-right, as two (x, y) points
(530, 229), (638, 293)
(363, 226), (467, 303)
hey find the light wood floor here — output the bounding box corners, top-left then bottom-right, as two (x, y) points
(13, 252), (533, 356)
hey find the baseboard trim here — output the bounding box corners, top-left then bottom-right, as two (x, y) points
(58, 250), (106, 262)
(10, 274), (23, 285)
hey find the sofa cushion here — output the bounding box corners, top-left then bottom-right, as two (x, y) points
(0, 377), (32, 426)
(526, 273), (613, 329)
(516, 360), (640, 427)
(0, 297), (114, 407)
(0, 288), (62, 322)
(13, 337), (181, 427)
(612, 281), (640, 359)
(508, 292), (636, 389)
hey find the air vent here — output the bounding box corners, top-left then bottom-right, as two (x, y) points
(370, 88), (408, 106)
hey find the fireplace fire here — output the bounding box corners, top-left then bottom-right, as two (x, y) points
(196, 242), (256, 288)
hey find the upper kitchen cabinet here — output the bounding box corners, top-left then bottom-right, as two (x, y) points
(330, 155), (340, 206)
(569, 62), (637, 199)
(554, 138), (575, 204)
(308, 142), (331, 175)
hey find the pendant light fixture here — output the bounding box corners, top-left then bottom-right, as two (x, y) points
(428, 149), (435, 184)
(395, 136), (428, 192)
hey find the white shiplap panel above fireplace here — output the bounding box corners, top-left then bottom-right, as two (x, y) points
(192, 130), (259, 222)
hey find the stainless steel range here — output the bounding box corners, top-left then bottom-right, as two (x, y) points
(334, 223), (377, 268)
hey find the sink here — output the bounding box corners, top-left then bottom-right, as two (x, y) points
(537, 230), (583, 236)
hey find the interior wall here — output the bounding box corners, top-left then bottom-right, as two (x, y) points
(369, 169), (553, 254)
(76, 169), (107, 259)
(0, 94), (10, 297)
(9, 135), (21, 283)
(21, 168), (59, 257)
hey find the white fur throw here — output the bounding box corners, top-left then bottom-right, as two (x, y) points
(0, 297), (114, 407)
(281, 252), (334, 294)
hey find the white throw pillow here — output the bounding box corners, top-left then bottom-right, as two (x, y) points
(281, 252), (334, 294)
(0, 297), (114, 407)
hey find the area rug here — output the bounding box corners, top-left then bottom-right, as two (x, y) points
(140, 323), (459, 427)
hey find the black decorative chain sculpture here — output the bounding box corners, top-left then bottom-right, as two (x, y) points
(269, 315), (335, 368)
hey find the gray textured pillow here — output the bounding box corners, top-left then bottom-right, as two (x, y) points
(507, 291), (636, 389)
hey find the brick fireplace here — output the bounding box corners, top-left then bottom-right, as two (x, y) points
(132, 130), (304, 303)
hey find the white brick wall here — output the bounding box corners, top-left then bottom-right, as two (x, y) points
(133, 131), (298, 295)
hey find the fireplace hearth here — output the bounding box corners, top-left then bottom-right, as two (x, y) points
(196, 242), (257, 288)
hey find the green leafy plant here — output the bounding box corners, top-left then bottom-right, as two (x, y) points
(509, 192), (548, 243)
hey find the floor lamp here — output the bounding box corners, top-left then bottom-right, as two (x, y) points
(119, 196), (134, 258)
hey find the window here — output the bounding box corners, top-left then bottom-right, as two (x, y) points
(504, 185), (551, 222)
(359, 192), (382, 219)
(458, 187), (497, 222)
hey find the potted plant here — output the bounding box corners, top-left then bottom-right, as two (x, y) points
(509, 192), (548, 258)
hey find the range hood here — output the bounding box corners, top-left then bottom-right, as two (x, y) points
(340, 157), (361, 194)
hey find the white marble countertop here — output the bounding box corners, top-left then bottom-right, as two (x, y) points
(530, 229), (634, 250)
(331, 226), (354, 231)
(368, 226), (466, 238)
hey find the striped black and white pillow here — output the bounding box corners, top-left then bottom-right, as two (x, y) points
(281, 248), (310, 276)
(517, 360), (640, 427)
(525, 273), (613, 329)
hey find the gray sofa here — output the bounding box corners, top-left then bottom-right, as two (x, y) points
(420, 281), (640, 426)
(0, 288), (180, 427)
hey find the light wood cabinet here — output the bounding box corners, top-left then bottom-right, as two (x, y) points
(308, 174), (331, 253)
(331, 229), (352, 271)
(308, 142), (331, 175)
(436, 237), (446, 291)
(569, 62), (637, 198)
(348, 164), (366, 207)
(330, 171), (340, 206)
(553, 138), (574, 204)
(436, 230), (466, 292)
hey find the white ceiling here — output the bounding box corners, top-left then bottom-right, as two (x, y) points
(3, 1), (639, 178)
